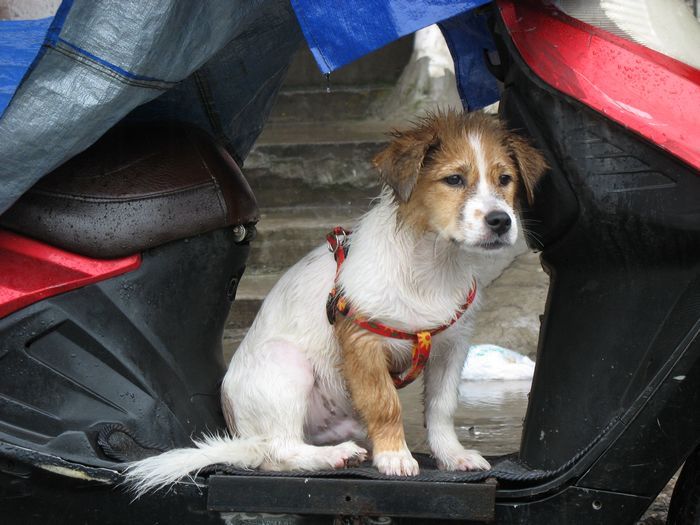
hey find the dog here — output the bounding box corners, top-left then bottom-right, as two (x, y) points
(125, 110), (547, 495)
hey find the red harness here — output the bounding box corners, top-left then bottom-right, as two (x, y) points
(325, 227), (477, 389)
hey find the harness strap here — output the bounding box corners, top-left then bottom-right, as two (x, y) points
(325, 227), (477, 389)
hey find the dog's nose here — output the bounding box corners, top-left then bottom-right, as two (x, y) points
(485, 210), (512, 235)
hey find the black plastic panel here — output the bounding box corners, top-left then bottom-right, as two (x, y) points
(1, 460), (220, 525)
(208, 475), (496, 521)
(493, 6), (700, 508)
(0, 228), (248, 466)
(496, 486), (649, 525)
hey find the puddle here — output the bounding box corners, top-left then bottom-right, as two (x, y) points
(400, 379), (531, 456)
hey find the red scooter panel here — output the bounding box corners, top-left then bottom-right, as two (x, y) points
(0, 230), (141, 318)
(498, 0), (700, 171)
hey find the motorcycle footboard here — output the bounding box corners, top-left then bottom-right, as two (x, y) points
(203, 452), (560, 521)
(207, 475), (496, 521)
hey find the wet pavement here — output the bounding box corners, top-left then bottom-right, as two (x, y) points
(399, 377), (530, 455)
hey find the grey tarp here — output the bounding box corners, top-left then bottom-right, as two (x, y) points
(0, 0), (302, 214)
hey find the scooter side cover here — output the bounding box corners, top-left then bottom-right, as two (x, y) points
(497, 0), (700, 171)
(0, 230), (140, 318)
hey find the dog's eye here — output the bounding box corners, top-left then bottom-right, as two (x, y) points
(499, 174), (513, 186)
(443, 174), (465, 187)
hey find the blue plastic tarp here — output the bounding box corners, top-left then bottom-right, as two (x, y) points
(440, 8), (500, 111)
(290, 0), (499, 110)
(0, 0), (498, 215)
(290, 0), (490, 73)
(0, 16), (52, 115)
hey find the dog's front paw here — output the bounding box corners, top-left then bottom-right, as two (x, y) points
(331, 441), (368, 468)
(374, 449), (419, 476)
(436, 449), (491, 471)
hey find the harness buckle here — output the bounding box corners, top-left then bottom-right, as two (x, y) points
(327, 227), (349, 253)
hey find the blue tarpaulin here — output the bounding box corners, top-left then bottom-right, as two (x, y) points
(290, 0), (490, 73)
(0, 16), (52, 115)
(0, 0), (498, 215)
(440, 8), (499, 111)
(290, 0), (499, 110)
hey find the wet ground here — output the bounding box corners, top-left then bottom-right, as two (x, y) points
(399, 377), (530, 455)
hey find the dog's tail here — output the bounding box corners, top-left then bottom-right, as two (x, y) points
(123, 434), (266, 497)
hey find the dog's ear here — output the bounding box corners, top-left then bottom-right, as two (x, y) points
(506, 132), (548, 205)
(373, 126), (439, 203)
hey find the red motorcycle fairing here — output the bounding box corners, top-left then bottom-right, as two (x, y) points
(0, 230), (141, 319)
(498, 0), (700, 172)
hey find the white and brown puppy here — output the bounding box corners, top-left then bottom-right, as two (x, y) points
(125, 111), (547, 495)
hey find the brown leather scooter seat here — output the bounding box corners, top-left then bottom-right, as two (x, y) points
(0, 123), (259, 259)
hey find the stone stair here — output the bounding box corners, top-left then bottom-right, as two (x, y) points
(223, 177), (380, 358)
(223, 39), (414, 359)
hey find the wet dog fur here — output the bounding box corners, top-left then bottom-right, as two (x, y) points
(125, 110), (547, 494)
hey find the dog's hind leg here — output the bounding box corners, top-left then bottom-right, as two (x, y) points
(224, 339), (366, 471)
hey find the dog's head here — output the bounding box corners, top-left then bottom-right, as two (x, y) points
(373, 111), (547, 252)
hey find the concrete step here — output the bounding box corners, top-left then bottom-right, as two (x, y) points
(227, 203), (367, 329)
(245, 120), (406, 188)
(249, 205), (365, 273)
(246, 173), (377, 209)
(243, 172), (375, 271)
(245, 141), (381, 188)
(268, 86), (394, 123)
(254, 119), (404, 146)
(227, 271), (283, 331)
(222, 327), (248, 364)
